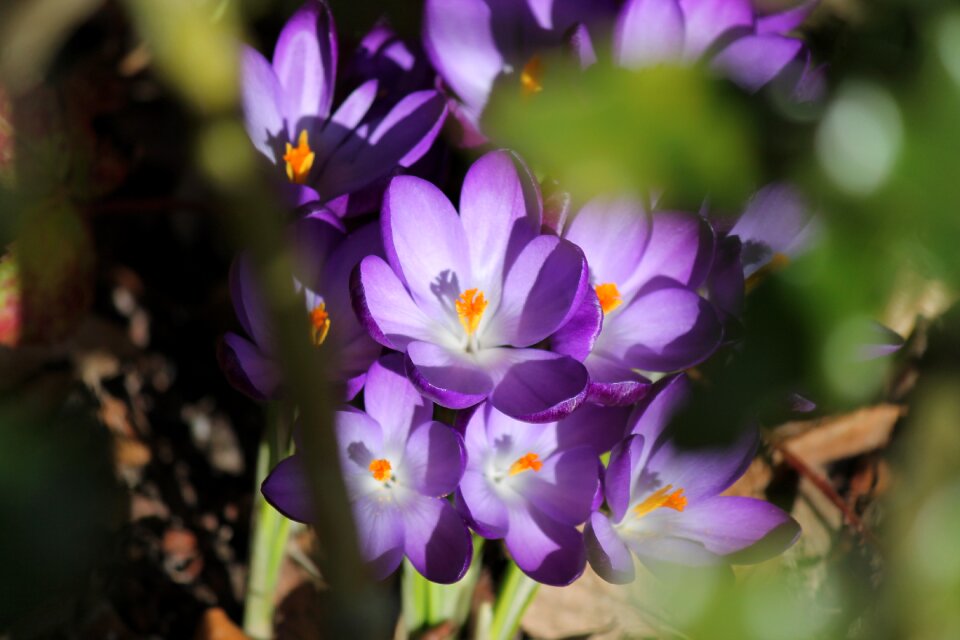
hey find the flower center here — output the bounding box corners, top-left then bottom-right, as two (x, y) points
(456, 288), (488, 337)
(309, 303), (331, 347)
(520, 56), (545, 97)
(369, 458), (393, 482)
(283, 129), (315, 184)
(633, 484), (687, 518)
(508, 452), (543, 476)
(595, 283), (623, 314)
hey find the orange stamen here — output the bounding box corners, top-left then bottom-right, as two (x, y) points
(508, 452), (543, 476)
(283, 129), (315, 184)
(633, 484), (687, 518)
(309, 303), (331, 346)
(520, 56), (544, 97)
(455, 288), (488, 336)
(595, 282), (623, 314)
(369, 458), (392, 482)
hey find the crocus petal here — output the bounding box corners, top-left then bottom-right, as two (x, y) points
(353, 498), (405, 579)
(520, 446), (599, 526)
(679, 0), (754, 59)
(563, 197), (651, 289)
(602, 280), (722, 372)
(527, 0), (555, 28)
(459, 150), (541, 292)
(706, 235), (745, 320)
(583, 355), (652, 407)
(218, 333), (282, 401)
(505, 505), (586, 586)
(628, 534), (722, 566)
(858, 322), (905, 360)
(555, 403), (632, 456)
(486, 236), (588, 348)
(642, 427), (759, 502)
(565, 22), (598, 68)
(585, 511), (635, 584)
(229, 254), (274, 350)
(402, 496), (473, 584)
(730, 183), (814, 277)
(241, 46), (287, 163)
(261, 455), (313, 523)
(550, 290), (603, 363)
(314, 79), (378, 157)
(381, 176), (470, 329)
(630, 211), (715, 291)
(272, 0), (337, 124)
(628, 373), (691, 450)
(487, 348), (588, 422)
(405, 341), (494, 409)
(712, 34), (803, 92)
(364, 354), (433, 446)
(405, 421), (466, 497)
(604, 434), (646, 523)
(423, 0), (503, 119)
(335, 409), (385, 480)
(368, 90), (448, 168)
(456, 470), (509, 539)
(321, 221), (383, 325)
(351, 255), (437, 350)
(757, 1), (816, 35)
(614, 0), (685, 68)
(648, 495), (800, 560)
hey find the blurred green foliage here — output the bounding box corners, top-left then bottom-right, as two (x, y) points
(487, 61), (759, 210)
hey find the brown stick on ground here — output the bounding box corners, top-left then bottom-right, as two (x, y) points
(773, 442), (882, 550)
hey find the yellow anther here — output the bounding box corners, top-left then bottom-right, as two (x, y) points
(508, 452), (543, 476)
(633, 484), (687, 518)
(309, 303), (331, 346)
(456, 288), (488, 336)
(520, 56), (544, 97)
(283, 129), (316, 184)
(595, 282), (623, 314)
(369, 458), (393, 482)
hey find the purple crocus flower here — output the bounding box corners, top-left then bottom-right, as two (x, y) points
(423, 0), (617, 145)
(551, 197), (722, 406)
(241, 0), (447, 208)
(261, 354), (472, 583)
(585, 374), (800, 583)
(423, 0), (814, 144)
(706, 182), (818, 320)
(456, 401), (628, 585)
(613, 0), (816, 93)
(218, 210), (382, 401)
(351, 150), (592, 422)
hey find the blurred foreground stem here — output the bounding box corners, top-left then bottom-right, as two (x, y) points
(488, 561), (538, 640)
(243, 403), (292, 639)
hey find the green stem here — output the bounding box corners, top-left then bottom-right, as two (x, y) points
(402, 536), (485, 633)
(243, 404), (293, 640)
(488, 561), (539, 640)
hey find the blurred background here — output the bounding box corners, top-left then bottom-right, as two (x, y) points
(1, 0), (959, 638)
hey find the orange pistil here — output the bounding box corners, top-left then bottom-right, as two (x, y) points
(595, 282), (623, 314)
(520, 56), (545, 97)
(633, 484), (687, 518)
(283, 129), (316, 184)
(369, 458), (393, 482)
(508, 452), (543, 476)
(309, 303), (331, 346)
(455, 288), (488, 336)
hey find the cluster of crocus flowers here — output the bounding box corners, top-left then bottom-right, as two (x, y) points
(424, 0), (821, 146)
(225, 0), (807, 586)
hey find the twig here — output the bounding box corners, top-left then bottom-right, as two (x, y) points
(773, 442), (882, 549)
